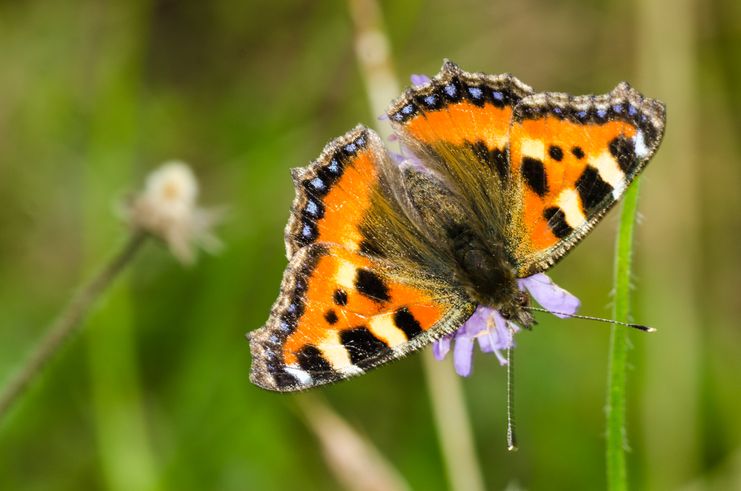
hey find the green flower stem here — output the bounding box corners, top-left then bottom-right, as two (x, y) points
(606, 178), (642, 490)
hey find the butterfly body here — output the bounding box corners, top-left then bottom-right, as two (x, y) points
(395, 164), (522, 315)
(248, 61), (665, 392)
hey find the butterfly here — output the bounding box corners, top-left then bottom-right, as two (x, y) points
(248, 60), (665, 392)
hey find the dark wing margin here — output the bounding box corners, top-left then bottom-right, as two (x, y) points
(285, 125), (379, 258)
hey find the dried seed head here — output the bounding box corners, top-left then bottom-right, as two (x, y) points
(126, 161), (223, 264)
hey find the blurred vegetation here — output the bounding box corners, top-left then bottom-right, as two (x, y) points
(1, 0), (740, 490)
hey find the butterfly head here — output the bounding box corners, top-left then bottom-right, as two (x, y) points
(497, 289), (536, 329)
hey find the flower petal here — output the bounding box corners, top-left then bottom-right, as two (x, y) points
(492, 310), (515, 350)
(460, 305), (493, 337)
(518, 273), (580, 318)
(452, 335), (475, 377)
(410, 74), (431, 86)
(476, 330), (496, 353)
(432, 335), (452, 361)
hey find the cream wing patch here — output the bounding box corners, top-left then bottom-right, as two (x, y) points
(590, 151), (627, 200)
(556, 189), (587, 228)
(368, 314), (408, 348)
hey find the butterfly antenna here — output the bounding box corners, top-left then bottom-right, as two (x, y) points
(506, 346), (518, 452)
(524, 306), (656, 332)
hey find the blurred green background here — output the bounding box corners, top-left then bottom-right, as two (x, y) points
(1, 0), (739, 490)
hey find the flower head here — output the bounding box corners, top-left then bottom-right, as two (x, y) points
(125, 161), (223, 264)
(433, 274), (580, 376)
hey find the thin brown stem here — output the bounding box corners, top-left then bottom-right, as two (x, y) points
(0, 231), (147, 422)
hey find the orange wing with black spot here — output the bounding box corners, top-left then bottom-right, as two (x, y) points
(250, 240), (473, 391)
(506, 83), (666, 276)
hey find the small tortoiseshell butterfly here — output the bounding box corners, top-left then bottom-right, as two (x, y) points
(248, 60), (665, 391)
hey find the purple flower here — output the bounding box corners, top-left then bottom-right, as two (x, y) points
(433, 273), (580, 376)
(411, 74), (432, 86)
(517, 273), (580, 318)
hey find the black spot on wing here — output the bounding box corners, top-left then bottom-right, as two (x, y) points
(297, 345), (332, 373)
(491, 148), (509, 182)
(393, 307), (423, 339)
(333, 289), (348, 306)
(609, 136), (638, 174)
(340, 327), (390, 367)
(522, 157), (549, 196)
(272, 370), (302, 388)
(470, 141), (509, 182)
(576, 166), (614, 215)
(355, 269), (391, 303)
(324, 309), (338, 325)
(548, 145), (563, 161)
(572, 146), (585, 159)
(543, 207), (573, 239)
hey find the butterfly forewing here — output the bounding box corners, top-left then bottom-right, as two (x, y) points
(254, 124), (476, 391)
(387, 61), (534, 231)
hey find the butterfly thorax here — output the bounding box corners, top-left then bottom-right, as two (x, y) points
(448, 224), (535, 328)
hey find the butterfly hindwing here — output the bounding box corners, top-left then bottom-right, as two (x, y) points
(249, 243), (475, 391)
(506, 83), (666, 276)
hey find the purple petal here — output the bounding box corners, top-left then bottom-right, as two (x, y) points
(518, 273), (580, 318)
(476, 329), (495, 353)
(460, 305), (493, 337)
(476, 310), (515, 352)
(452, 335), (475, 376)
(433, 335), (452, 360)
(492, 310), (516, 350)
(411, 74), (431, 87)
